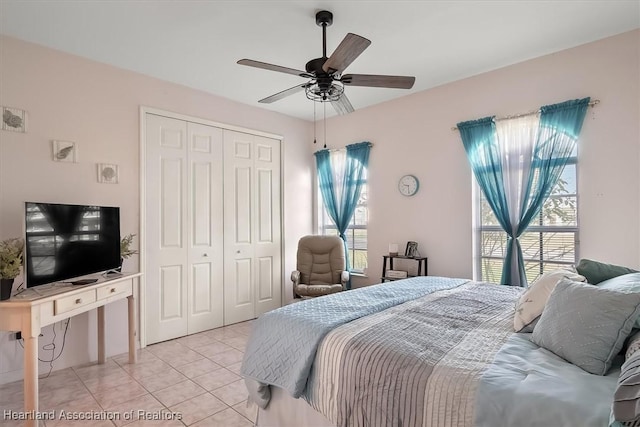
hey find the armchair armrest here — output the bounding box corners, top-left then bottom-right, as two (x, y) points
(341, 270), (350, 289)
(291, 270), (301, 299)
(291, 270), (301, 285)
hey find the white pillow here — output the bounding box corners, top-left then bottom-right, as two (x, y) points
(513, 269), (586, 332)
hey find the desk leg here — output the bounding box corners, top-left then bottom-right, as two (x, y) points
(23, 332), (38, 427)
(127, 295), (137, 364)
(97, 306), (106, 364)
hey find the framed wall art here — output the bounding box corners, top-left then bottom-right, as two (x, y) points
(2, 106), (26, 133)
(98, 163), (119, 184)
(52, 140), (78, 162)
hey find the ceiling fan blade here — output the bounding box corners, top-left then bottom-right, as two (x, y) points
(238, 59), (309, 77)
(322, 33), (371, 75)
(341, 74), (415, 89)
(259, 83), (309, 104)
(331, 94), (355, 116)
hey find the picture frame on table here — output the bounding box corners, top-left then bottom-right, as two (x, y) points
(405, 241), (419, 258)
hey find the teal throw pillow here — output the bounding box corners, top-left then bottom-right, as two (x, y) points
(576, 259), (637, 284)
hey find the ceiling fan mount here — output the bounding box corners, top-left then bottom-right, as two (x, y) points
(237, 10), (415, 115)
(315, 10), (333, 27)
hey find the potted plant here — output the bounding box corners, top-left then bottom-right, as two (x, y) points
(119, 233), (138, 272)
(0, 238), (24, 300)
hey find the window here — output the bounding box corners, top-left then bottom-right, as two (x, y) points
(476, 148), (578, 284)
(317, 150), (368, 274)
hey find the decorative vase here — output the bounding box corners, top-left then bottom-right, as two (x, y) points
(0, 278), (14, 301)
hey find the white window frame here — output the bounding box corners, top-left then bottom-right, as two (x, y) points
(474, 156), (579, 283)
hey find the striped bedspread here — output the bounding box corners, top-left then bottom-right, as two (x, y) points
(304, 281), (522, 427)
(242, 276), (468, 400)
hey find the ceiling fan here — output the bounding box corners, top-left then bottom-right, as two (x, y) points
(237, 10), (416, 115)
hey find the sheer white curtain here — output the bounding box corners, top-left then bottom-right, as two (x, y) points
(328, 150), (347, 208)
(495, 114), (540, 285)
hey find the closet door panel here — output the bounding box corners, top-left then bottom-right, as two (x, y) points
(234, 258), (253, 305)
(187, 122), (224, 334)
(160, 158), (184, 247)
(192, 162), (212, 246)
(254, 136), (282, 316)
(257, 169), (273, 242)
(160, 265), (184, 319)
(224, 130), (256, 324)
(234, 166), (252, 244)
(146, 114), (189, 344)
(257, 257), (274, 301)
(191, 262), (212, 314)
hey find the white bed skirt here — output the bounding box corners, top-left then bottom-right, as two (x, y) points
(257, 386), (334, 427)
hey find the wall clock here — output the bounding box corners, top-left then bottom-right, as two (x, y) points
(398, 174), (419, 196)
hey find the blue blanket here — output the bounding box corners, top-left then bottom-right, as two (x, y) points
(241, 276), (468, 398)
(475, 333), (620, 427)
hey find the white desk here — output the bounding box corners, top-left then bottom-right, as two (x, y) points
(0, 272), (142, 427)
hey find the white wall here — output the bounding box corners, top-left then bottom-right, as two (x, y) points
(317, 30), (639, 287)
(0, 35), (315, 384)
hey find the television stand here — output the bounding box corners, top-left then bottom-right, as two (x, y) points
(0, 272), (142, 427)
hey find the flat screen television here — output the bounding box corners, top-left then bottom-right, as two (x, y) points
(25, 202), (121, 287)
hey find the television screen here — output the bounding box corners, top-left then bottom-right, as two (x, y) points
(25, 202), (121, 287)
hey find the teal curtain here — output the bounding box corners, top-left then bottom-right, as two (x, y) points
(511, 98), (590, 284)
(315, 141), (371, 288)
(457, 117), (512, 236)
(458, 117), (515, 285)
(458, 98), (590, 286)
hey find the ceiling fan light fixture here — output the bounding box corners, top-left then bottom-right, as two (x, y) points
(305, 80), (345, 102)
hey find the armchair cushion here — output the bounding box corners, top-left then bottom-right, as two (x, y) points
(294, 283), (344, 298)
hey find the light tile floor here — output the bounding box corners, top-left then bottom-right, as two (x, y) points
(0, 321), (258, 427)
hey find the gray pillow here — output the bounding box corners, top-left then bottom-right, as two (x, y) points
(599, 273), (640, 328)
(531, 278), (640, 375)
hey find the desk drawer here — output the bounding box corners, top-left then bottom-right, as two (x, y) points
(54, 289), (97, 315)
(97, 281), (131, 300)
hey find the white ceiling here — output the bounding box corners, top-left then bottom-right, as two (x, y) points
(1, 1), (638, 121)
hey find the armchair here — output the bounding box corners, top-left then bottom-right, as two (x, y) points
(292, 235), (349, 298)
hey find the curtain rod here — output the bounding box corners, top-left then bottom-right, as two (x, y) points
(450, 99), (600, 131)
(322, 143), (374, 152)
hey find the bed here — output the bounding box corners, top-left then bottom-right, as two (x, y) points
(240, 276), (622, 427)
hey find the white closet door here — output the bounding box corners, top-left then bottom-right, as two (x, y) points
(145, 114), (189, 343)
(253, 135), (282, 317)
(186, 122), (224, 334)
(223, 131), (256, 324)
(223, 130), (282, 324)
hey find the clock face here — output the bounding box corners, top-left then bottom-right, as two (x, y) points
(398, 174), (419, 196)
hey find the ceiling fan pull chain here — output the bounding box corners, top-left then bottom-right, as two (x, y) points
(323, 102), (327, 149)
(313, 102), (317, 144)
